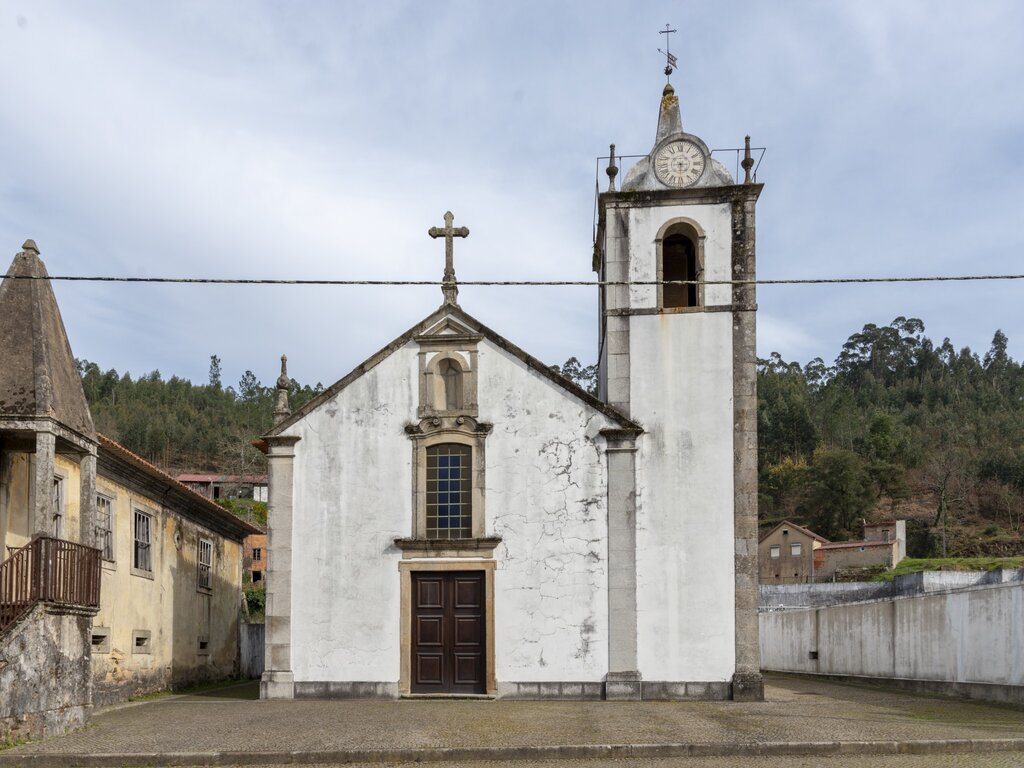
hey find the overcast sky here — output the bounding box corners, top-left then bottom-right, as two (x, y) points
(2, 1), (1022, 389)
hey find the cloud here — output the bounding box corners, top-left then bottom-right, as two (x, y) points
(1, 0), (1022, 389)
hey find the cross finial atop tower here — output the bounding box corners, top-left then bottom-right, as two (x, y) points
(428, 210), (469, 305)
(658, 23), (677, 83)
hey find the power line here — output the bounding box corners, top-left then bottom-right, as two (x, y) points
(3, 274), (1024, 286)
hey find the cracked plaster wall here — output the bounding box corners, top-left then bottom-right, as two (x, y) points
(289, 349), (416, 683)
(627, 203), (737, 682)
(287, 336), (615, 684)
(476, 344), (612, 682)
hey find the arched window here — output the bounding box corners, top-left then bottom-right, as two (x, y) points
(425, 443), (472, 539)
(662, 232), (698, 308)
(438, 357), (463, 410)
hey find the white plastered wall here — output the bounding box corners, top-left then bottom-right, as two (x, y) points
(288, 332), (615, 685)
(627, 203), (737, 682)
(477, 344), (612, 682)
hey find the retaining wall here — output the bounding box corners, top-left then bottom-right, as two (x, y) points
(760, 580), (1024, 704)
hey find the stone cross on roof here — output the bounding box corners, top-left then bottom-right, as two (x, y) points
(428, 210), (469, 305)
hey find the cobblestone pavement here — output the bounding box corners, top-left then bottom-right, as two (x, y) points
(190, 757), (1024, 768)
(6, 674), (1024, 763)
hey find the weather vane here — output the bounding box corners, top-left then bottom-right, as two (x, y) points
(657, 23), (677, 82)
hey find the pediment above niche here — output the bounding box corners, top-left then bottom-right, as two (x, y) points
(405, 414), (493, 437)
(415, 315), (483, 346)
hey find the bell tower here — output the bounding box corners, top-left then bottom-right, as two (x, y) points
(593, 66), (764, 700)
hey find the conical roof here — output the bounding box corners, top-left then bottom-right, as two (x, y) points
(0, 240), (96, 440)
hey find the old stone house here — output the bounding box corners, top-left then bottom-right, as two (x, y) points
(243, 526), (267, 586)
(0, 241), (260, 739)
(759, 519), (907, 583)
(758, 521), (829, 584)
(258, 78), (764, 701)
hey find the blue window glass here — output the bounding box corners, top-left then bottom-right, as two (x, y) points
(426, 444), (472, 540)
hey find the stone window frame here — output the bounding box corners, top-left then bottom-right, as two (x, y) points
(132, 629), (152, 654)
(404, 418), (491, 543)
(131, 505), (156, 579)
(655, 216), (706, 313)
(197, 537), (214, 593)
(91, 626), (111, 654)
(197, 635), (210, 656)
(96, 489), (117, 565)
(790, 542), (802, 557)
(769, 544), (780, 559)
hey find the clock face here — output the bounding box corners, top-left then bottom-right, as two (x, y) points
(654, 140), (706, 188)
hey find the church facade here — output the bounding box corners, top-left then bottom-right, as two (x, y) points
(259, 79), (763, 701)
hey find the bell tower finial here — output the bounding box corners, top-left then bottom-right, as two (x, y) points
(273, 354), (291, 426)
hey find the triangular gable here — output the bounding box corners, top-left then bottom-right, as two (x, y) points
(758, 519), (830, 545)
(418, 315), (477, 338)
(264, 303), (641, 437)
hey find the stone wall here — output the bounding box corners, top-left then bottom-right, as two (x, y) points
(0, 605), (92, 742)
(760, 580), (1024, 704)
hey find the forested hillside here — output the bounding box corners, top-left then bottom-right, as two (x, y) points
(758, 318), (1023, 558)
(78, 355), (323, 478)
(79, 318), (1024, 558)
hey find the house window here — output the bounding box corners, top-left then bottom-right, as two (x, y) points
(438, 358), (464, 410)
(791, 542), (802, 557)
(91, 627), (111, 654)
(198, 538), (213, 591)
(52, 476), (64, 538)
(252, 570), (263, 583)
(883, 529), (891, 542)
(132, 630), (151, 654)
(769, 544), (780, 559)
(426, 444), (472, 540)
(252, 547), (261, 561)
(97, 495), (114, 561)
(133, 510), (152, 572)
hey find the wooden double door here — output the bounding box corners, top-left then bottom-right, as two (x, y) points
(411, 571), (486, 694)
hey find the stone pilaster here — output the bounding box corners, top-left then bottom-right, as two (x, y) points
(603, 208), (631, 417)
(730, 191), (764, 701)
(31, 429), (56, 538)
(78, 449), (97, 547)
(261, 434), (301, 700)
(602, 428), (641, 700)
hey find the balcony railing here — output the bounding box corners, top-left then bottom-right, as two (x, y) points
(0, 536), (102, 637)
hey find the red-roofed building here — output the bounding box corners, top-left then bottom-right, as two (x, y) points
(177, 473), (268, 502)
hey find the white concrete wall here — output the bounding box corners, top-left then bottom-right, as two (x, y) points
(761, 582), (1024, 687)
(286, 333), (615, 685)
(627, 203), (737, 683)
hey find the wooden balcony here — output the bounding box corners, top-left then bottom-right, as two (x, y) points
(0, 536), (101, 637)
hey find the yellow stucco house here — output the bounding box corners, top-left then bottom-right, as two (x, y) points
(0, 240), (259, 739)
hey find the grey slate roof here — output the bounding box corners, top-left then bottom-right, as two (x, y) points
(0, 241), (96, 441)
